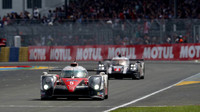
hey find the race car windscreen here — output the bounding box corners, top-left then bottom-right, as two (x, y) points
(61, 70), (88, 78)
(112, 59), (128, 66)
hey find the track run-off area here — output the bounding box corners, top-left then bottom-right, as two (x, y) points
(0, 61), (200, 112)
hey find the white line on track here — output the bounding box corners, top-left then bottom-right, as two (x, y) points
(103, 72), (200, 112)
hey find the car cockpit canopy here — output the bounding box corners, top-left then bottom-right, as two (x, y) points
(112, 59), (129, 66)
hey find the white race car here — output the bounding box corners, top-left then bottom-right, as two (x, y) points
(98, 56), (145, 80)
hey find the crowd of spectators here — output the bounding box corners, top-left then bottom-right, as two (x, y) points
(1, 0), (200, 46)
(66, 0), (200, 21)
(1, 0), (200, 24)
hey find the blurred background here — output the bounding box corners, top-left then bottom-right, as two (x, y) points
(0, 0), (200, 47)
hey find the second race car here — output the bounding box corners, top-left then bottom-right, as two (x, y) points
(97, 55), (145, 80)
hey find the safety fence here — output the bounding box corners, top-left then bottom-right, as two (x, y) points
(1, 43), (200, 62)
(1, 19), (200, 47)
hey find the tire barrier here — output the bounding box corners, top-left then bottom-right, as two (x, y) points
(19, 47), (28, 62)
(9, 47), (19, 62)
(0, 47), (10, 62)
(0, 47), (28, 62)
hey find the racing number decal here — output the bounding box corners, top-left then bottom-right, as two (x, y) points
(114, 68), (121, 71)
(70, 81), (74, 85)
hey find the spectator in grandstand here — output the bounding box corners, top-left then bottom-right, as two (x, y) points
(47, 35), (54, 46)
(33, 7), (40, 19)
(122, 36), (129, 45)
(113, 35), (122, 45)
(151, 36), (158, 44)
(195, 35), (200, 43)
(175, 35), (187, 43)
(165, 35), (172, 44)
(144, 35), (151, 45)
(0, 38), (7, 47)
(183, 36), (187, 43)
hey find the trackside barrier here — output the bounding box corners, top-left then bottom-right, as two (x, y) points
(28, 44), (200, 61)
(1, 43), (200, 62)
(9, 47), (19, 62)
(19, 47), (28, 62)
(0, 47), (10, 62)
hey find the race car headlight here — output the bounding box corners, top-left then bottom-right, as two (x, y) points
(99, 64), (105, 70)
(94, 85), (99, 90)
(89, 76), (102, 90)
(45, 77), (53, 83)
(100, 67), (105, 70)
(44, 84), (49, 90)
(130, 64), (137, 71)
(41, 76), (53, 90)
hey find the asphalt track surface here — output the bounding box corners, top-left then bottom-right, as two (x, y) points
(0, 61), (200, 112)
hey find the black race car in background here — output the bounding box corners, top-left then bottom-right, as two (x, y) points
(97, 56), (145, 80)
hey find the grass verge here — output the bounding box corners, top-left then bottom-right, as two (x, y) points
(112, 105), (200, 112)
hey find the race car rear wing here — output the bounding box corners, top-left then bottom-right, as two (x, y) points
(130, 59), (144, 61)
(49, 69), (62, 72)
(103, 59), (144, 61)
(49, 69), (105, 73)
(87, 69), (106, 72)
(103, 59), (112, 61)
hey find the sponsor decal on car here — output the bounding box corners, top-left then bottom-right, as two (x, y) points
(66, 80), (78, 82)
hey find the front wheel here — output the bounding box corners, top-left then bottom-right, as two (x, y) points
(105, 95), (108, 99)
(104, 80), (109, 99)
(41, 96), (55, 100)
(140, 64), (145, 79)
(132, 72), (140, 80)
(108, 74), (111, 80)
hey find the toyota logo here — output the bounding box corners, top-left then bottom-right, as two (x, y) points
(70, 81), (74, 85)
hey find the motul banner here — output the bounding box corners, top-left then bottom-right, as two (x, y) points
(74, 45), (106, 61)
(28, 44), (200, 61)
(49, 46), (73, 61)
(29, 46), (50, 61)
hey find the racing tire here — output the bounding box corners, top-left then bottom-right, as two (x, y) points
(108, 75), (111, 80)
(41, 96), (55, 100)
(104, 80), (109, 99)
(133, 72), (140, 80)
(105, 95), (108, 99)
(140, 64), (145, 79)
(136, 72), (141, 80)
(92, 97), (104, 100)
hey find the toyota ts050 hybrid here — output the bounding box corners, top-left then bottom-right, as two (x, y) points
(40, 62), (108, 100)
(97, 55), (145, 80)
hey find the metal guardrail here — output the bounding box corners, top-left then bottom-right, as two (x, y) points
(1, 19), (200, 47)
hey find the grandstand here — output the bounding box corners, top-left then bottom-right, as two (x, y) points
(0, 0), (200, 47)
